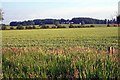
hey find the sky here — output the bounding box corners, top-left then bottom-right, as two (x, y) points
(1, 0), (119, 24)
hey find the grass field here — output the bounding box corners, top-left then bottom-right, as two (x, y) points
(2, 27), (120, 78)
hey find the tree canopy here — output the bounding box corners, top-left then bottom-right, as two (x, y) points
(10, 17), (117, 26)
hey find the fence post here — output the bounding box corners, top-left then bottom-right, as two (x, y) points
(108, 47), (114, 54)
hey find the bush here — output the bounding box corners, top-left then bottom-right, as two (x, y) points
(69, 24), (80, 28)
(57, 25), (66, 28)
(29, 26), (33, 29)
(16, 25), (24, 30)
(80, 26), (85, 28)
(41, 25), (49, 29)
(33, 25), (36, 29)
(107, 24), (110, 27)
(69, 24), (74, 28)
(10, 26), (14, 30)
(77, 26), (81, 28)
(25, 26), (33, 29)
(1, 26), (7, 30)
(90, 25), (95, 27)
(85, 26), (90, 28)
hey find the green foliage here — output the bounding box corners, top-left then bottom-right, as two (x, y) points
(41, 25), (49, 29)
(1, 26), (7, 30)
(69, 24), (74, 28)
(25, 26), (33, 29)
(107, 24), (110, 27)
(2, 27), (120, 78)
(2, 24), (117, 30)
(90, 25), (95, 27)
(33, 25), (36, 29)
(10, 26), (15, 30)
(57, 25), (66, 28)
(16, 25), (24, 30)
(2, 51), (120, 78)
(69, 24), (81, 28)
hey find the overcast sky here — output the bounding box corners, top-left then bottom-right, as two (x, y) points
(1, 0), (119, 24)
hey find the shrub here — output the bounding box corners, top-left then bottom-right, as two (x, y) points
(25, 26), (33, 29)
(25, 26), (28, 29)
(85, 26), (90, 28)
(69, 24), (80, 28)
(77, 26), (81, 28)
(10, 26), (14, 30)
(16, 25), (24, 30)
(107, 24), (110, 27)
(41, 25), (49, 29)
(29, 26), (33, 29)
(75, 26), (79, 28)
(90, 25), (95, 27)
(57, 25), (66, 28)
(1, 26), (7, 30)
(81, 26), (85, 28)
(25, 26), (29, 29)
(69, 24), (74, 28)
(33, 25), (36, 29)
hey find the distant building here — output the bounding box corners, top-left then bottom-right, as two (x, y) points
(118, 1), (120, 15)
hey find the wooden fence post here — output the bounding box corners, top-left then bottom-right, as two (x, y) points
(108, 47), (114, 54)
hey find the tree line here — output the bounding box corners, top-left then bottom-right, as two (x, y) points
(9, 17), (117, 26)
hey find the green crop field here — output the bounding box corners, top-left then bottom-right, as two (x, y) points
(2, 27), (120, 79)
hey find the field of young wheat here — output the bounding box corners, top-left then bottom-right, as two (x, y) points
(2, 27), (120, 79)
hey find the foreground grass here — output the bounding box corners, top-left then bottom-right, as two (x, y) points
(2, 51), (120, 78)
(2, 27), (120, 78)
